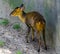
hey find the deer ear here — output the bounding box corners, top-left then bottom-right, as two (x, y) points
(18, 8), (21, 10)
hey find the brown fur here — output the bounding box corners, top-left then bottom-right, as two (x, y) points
(10, 7), (47, 52)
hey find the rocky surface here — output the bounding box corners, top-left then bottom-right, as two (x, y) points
(0, 23), (56, 54)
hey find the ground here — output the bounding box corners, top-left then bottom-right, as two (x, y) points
(0, 22), (56, 54)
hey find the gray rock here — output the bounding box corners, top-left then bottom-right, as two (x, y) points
(0, 25), (56, 54)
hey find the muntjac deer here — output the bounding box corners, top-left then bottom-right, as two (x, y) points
(10, 7), (47, 52)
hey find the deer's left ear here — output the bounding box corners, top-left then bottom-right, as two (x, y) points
(20, 4), (24, 8)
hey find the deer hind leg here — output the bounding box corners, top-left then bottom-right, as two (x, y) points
(43, 28), (47, 50)
(37, 31), (41, 52)
(26, 26), (31, 43)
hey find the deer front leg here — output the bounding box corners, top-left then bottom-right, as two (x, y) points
(26, 26), (30, 43)
(31, 28), (35, 41)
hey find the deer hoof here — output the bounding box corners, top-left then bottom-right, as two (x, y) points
(38, 48), (40, 52)
(32, 38), (35, 41)
(44, 46), (47, 50)
(26, 40), (29, 43)
(26, 40), (30, 43)
(32, 37), (36, 41)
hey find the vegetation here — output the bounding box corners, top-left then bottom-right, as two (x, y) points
(25, 0), (35, 12)
(13, 23), (21, 30)
(0, 18), (21, 30)
(0, 40), (5, 47)
(3, 0), (34, 12)
(0, 19), (9, 26)
(16, 50), (22, 54)
(3, 0), (23, 9)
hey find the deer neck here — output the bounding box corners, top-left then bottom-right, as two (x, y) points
(18, 15), (26, 23)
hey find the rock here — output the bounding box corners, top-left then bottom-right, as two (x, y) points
(0, 25), (56, 54)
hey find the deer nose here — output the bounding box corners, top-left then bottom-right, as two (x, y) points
(10, 13), (12, 16)
(10, 12), (13, 16)
(10, 13), (11, 16)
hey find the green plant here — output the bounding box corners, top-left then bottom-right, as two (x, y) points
(0, 19), (9, 26)
(13, 23), (21, 30)
(16, 50), (22, 54)
(3, 0), (23, 9)
(0, 41), (5, 47)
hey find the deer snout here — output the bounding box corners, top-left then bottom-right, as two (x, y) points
(10, 12), (12, 16)
(10, 11), (14, 16)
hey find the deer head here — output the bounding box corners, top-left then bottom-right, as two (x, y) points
(10, 7), (25, 23)
(10, 7), (23, 16)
